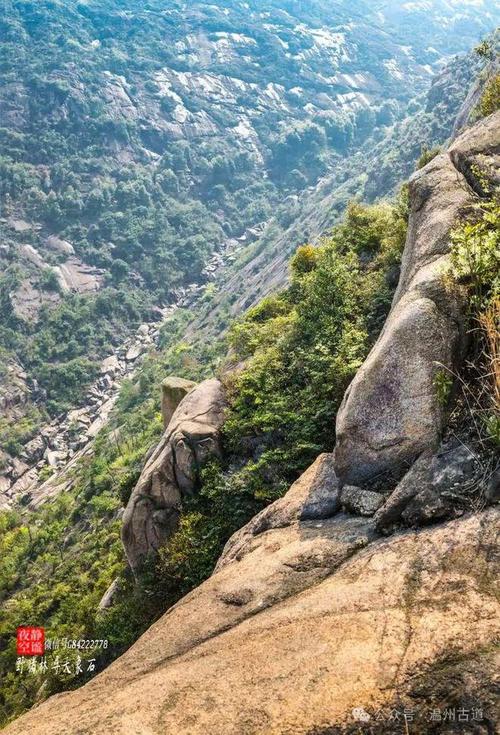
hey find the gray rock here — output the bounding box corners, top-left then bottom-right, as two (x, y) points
(125, 343), (144, 362)
(10, 457), (29, 480)
(98, 578), (120, 611)
(9, 468), (39, 500)
(161, 376), (197, 429)
(45, 235), (75, 255)
(375, 443), (479, 530)
(44, 449), (68, 468)
(341, 485), (384, 517)
(100, 355), (121, 377)
(122, 379), (226, 571)
(334, 112), (500, 485)
(20, 435), (45, 463)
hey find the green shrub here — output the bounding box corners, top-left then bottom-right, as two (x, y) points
(38, 268), (61, 293)
(476, 74), (500, 119)
(416, 146), (440, 169)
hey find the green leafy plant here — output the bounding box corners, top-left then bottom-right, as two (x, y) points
(434, 369), (454, 406)
(416, 145), (440, 169)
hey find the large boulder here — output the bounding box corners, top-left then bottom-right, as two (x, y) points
(121, 378), (226, 571)
(375, 441), (482, 530)
(5, 506), (499, 735)
(160, 376), (197, 428)
(334, 112), (500, 485)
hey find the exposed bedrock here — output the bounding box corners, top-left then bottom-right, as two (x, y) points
(334, 111), (500, 485)
(121, 378), (226, 571)
(5, 501), (499, 734)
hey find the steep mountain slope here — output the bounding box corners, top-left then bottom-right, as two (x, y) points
(1, 3), (496, 549)
(4, 107), (499, 735)
(1, 0), (499, 430)
(1, 6), (499, 729)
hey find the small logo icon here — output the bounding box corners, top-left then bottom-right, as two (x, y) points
(17, 627), (45, 656)
(352, 707), (371, 723)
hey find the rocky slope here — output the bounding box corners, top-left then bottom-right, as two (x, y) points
(4, 111), (499, 735)
(5, 509), (498, 734)
(0, 243), (235, 510)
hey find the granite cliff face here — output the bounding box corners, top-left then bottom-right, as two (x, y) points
(5, 111), (499, 735)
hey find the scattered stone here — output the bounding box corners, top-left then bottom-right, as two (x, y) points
(67, 408), (91, 426)
(340, 485), (384, 517)
(44, 449), (68, 468)
(100, 374), (113, 390)
(100, 355), (121, 377)
(125, 343), (144, 362)
(20, 436), (45, 463)
(86, 397), (117, 438)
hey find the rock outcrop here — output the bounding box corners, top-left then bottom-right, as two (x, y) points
(122, 378), (227, 571)
(5, 505), (499, 734)
(334, 111), (500, 485)
(214, 453), (342, 570)
(374, 441), (481, 530)
(160, 376), (197, 428)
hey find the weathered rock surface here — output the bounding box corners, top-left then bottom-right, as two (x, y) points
(161, 376), (197, 429)
(125, 342), (145, 362)
(375, 442), (481, 530)
(122, 378), (227, 570)
(5, 507), (499, 735)
(341, 484), (384, 517)
(97, 578), (120, 611)
(334, 111), (500, 486)
(215, 453), (342, 571)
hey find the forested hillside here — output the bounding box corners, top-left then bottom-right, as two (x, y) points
(1, 0), (499, 428)
(0, 1), (499, 729)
